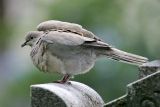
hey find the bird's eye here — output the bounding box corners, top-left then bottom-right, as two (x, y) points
(30, 37), (34, 39)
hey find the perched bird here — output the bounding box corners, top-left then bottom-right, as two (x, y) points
(21, 20), (148, 83)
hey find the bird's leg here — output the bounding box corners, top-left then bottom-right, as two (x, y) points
(54, 74), (71, 84)
(61, 74), (70, 83)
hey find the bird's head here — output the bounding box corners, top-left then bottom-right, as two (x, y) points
(21, 31), (43, 47)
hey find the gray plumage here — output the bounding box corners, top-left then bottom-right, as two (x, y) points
(22, 20), (148, 83)
(37, 20), (101, 40)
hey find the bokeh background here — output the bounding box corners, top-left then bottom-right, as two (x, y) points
(0, 0), (160, 107)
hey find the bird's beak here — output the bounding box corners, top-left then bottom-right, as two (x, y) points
(21, 41), (27, 47)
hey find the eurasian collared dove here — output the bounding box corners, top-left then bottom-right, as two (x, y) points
(21, 20), (148, 83)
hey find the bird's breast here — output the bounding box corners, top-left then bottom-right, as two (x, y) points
(30, 45), (65, 74)
(31, 44), (97, 75)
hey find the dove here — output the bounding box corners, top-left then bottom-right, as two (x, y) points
(21, 20), (148, 83)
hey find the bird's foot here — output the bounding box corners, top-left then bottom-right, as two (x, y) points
(53, 74), (71, 84)
(53, 80), (71, 84)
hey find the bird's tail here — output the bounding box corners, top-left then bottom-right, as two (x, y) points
(105, 48), (148, 66)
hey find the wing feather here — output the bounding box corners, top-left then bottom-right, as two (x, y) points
(40, 31), (112, 51)
(40, 31), (95, 46)
(37, 20), (101, 41)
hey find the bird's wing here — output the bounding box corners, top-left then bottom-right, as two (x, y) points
(82, 40), (112, 49)
(40, 31), (111, 49)
(37, 20), (101, 41)
(40, 31), (94, 46)
(37, 20), (82, 32)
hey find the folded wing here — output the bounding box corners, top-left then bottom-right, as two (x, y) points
(40, 30), (111, 51)
(37, 20), (101, 41)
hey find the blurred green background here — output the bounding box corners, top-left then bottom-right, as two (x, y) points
(0, 0), (160, 107)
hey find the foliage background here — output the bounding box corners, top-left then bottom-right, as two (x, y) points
(0, 0), (159, 106)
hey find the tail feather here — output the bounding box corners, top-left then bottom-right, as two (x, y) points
(108, 48), (148, 65)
